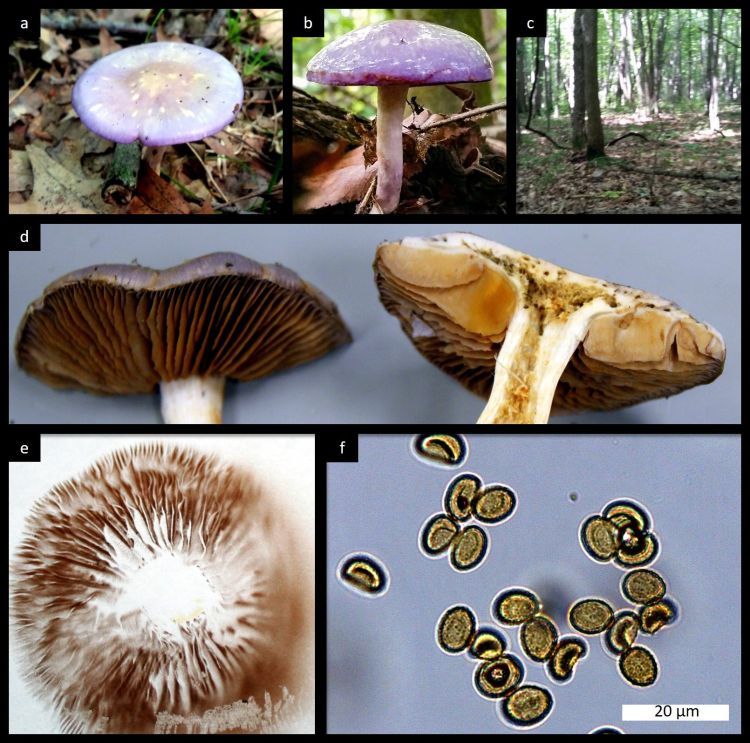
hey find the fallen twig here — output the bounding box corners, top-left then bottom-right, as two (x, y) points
(522, 124), (570, 150)
(187, 142), (229, 203)
(355, 174), (377, 214)
(414, 102), (507, 131)
(41, 15), (152, 36)
(8, 69), (40, 105)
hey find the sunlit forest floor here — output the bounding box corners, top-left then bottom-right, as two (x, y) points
(517, 105), (741, 214)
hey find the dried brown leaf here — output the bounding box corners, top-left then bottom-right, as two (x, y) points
(9, 143), (107, 214)
(127, 166), (193, 214)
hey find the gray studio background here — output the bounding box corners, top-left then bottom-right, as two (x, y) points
(9, 223), (740, 423)
(327, 434), (741, 733)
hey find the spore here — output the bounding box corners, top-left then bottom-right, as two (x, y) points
(419, 513), (460, 558)
(492, 587), (541, 626)
(568, 598), (615, 635)
(621, 569), (666, 606)
(519, 615), (559, 663)
(498, 684), (555, 730)
(473, 655), (525, 699)
(444, 473), (482, 522)
(337, 552), (390, 598)
(436, 604), (477, 655)
(468, 626), (508, 661)
(412, 434), (468, 468)
(617, 645), (659, 688)
(546, 636), (588, 685)
(472, 483), (517, 525)
(448, 524), (489, 572)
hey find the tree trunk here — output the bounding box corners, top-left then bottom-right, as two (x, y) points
(687, 8), (693, 101)
(674, 11), (683, 101)
(544, 33), (552, 126)
(394, 9), (491, 114)
(618, 11), (632, 104)
(602, 9), (616, 107)
(653, 10), (669, 111)
(517, 38), (527, 113)
(571, 9), (586, 149)
(533, 37), (544, 115)
(554, 10), (562, 116)
(707, 8), (724, 130)
(634, 10), (650, 114)
(582, 9), (605, 158)
(625, 10), (642, 109)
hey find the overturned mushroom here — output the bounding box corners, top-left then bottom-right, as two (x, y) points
(374, 233), (725, 423)
(16, 253), (351, 423)
(307, 20), (492, 214)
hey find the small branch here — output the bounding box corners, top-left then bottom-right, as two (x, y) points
(522, 124), (570, 150)
(8, 68), (40, 105)
(187, 142), (229, 203)
(606, 131), (650, 147)
(415, 102), (507, 131)
(698, 26), (741, 49)
(41, 15), (152, 36)
(469, 163), (504, 183)
(355, 174), (377, 214)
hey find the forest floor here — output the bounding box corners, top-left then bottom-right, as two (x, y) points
(517, 106), (741, 214)
(9, 9), (283, 215)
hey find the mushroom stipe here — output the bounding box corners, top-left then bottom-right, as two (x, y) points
(15, 253), (351, 424)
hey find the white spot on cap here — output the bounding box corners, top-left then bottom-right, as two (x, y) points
(89, 103), (103, 112)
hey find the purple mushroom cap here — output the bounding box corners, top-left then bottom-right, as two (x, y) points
(72, 42), (244, 146)
(306, 20), (493, 87)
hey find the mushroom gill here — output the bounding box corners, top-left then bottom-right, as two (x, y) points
(374, 233), (725, 423)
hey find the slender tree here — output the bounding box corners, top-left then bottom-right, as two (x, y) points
(517, 39), (527, 114)
(706, 8), (725, 130)
(582, 8), (605, 157)
(571, 9), (586, 148)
